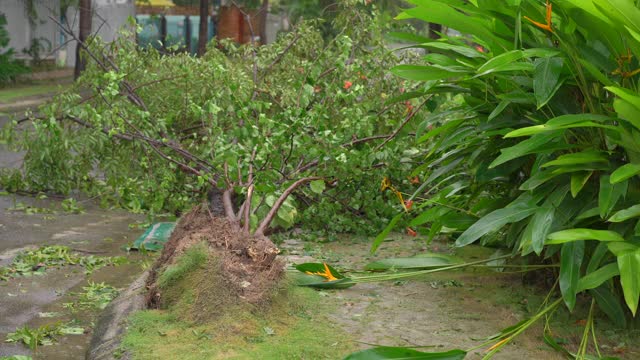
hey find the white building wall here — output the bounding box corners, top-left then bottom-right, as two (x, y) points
(1, 0), (61, 62)
(64, 0), (136, 67)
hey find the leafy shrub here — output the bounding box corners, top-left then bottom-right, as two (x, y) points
(391, 0), (640, 326)
(0, 13), (28, 85)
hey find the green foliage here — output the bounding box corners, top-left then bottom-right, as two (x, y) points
(388, 0), (640, 328)
(158, 243), (208, 289)
(3, 4), (419, 235)
(0, 13), (28, 85)
(5, 322), (84, 350)
(63, 282), (119, 311)
(0, 245), (126, 280)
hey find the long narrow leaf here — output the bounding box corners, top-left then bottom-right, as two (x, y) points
(576, 263), (619, 292)
(456, 202), (537, 247)
(617, 250), (640, 315)
(344, 347), (466, 360)
(371, 213), (403, 253)
(560, 241), (584, 311)
(547, 229), (624, 244)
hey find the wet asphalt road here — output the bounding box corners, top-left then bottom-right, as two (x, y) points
(0, 108), (146, 359)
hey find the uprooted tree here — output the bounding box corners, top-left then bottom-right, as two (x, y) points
(2, 3), (428, 307)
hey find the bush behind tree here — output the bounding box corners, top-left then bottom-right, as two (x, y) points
(0, 13), (29, 85)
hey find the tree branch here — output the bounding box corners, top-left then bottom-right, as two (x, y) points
(223, 189), (237, 224)
(374, 96), (432, 151)
(254, 176), (321, 237)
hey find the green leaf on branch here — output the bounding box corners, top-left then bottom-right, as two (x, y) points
(390, 65), (465, 81)
(456, 202), (537, 247)
(609, 204), (640, 222)
(533, 57), (564, 108)
(489, 131), (563, 168)
(546, 229), (625, 244)
(590, 286), (627, 327)
(610, 163), (640, 184)
(560, 240), (584, 311)
(570, 171), (593, 198)
(364, 253), (462, 271)
(520, 206), (555, 255)
(541, 150), (608, 168)
(371, 213), (404, 254)
(617, 250), (640, 316)
(504, 114), (614, 138)
(577, 263), (619, 292)
(309, 180), (325, 194)
(599, 175), (628, 218)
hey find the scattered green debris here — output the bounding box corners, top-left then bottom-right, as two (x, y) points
(7, 202), (55, 215)
(0, 356), (32, 360)
(6, 198), (84, 215)
(63, 282), (119, 311)
(0, 245), (126, 281)
(61, 198), (85, 214)
(5, 322), (84, 350)
(37, 312), (62, 318)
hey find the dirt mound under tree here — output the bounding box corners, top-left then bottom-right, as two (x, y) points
(145, 204), (284, 316)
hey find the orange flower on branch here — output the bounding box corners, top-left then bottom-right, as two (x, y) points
(381, 177), (392, 191)
(612, 48), (640, 78)
(382, 177), (412, 212)
(524, 0), (553, 33)
(305, 263), (338, 282)
(404, 199), (414, 211)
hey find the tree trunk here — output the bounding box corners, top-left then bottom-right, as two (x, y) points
(75, 0), (92, 79)
(428, 23), (442, 39)
(258, 0), (268, 44)
(197, 0), (209, 56)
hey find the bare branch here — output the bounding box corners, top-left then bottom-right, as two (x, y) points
(254, 176), (321, 236)
(243, 147), (258, 233)
(261, 31), (301, 76)
(223, 189), (239, 226)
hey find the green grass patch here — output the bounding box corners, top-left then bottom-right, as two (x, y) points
(157, 243), (208, 289)
(123, 282), (355, 359)
(0, 83), (68, 103)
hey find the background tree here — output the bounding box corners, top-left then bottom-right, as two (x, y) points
(74, 0), (91, 79)
(197, 0), (208, 56)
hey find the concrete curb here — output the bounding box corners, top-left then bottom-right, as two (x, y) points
(86, 270), (150, 360)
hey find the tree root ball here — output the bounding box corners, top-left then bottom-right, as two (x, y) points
(145, 205), (284, 315)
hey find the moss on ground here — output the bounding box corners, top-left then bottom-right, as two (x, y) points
(157, 243), (208, 290)
(123, 283), (354, 359)
(124, 244), (354, 359)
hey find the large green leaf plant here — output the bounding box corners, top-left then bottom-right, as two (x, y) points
(390, 0), (640, 330)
